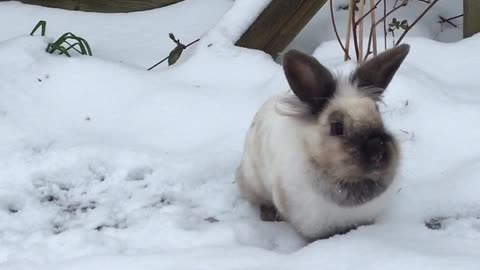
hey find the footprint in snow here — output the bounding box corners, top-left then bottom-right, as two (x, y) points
(426, 215), (480, 238)
(125, 166), (154, 181)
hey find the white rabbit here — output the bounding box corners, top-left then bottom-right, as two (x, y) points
(236, 44), (410, 240)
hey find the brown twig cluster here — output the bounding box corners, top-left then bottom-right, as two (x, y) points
(330, 0), (439, 64)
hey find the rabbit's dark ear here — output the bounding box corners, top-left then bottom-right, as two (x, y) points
(352, 44), (410, 98)
(283, 50), (336, 114)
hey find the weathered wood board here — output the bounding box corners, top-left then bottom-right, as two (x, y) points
(235, 0), (328, 57)
(1, 0), (183, 13)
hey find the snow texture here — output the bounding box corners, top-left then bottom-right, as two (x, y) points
(0, 0), (479, 269)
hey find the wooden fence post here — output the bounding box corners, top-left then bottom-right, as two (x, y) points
(464, 0), (480, 38)
(235, 0), (328, 58)
(0, 0), (183, 13)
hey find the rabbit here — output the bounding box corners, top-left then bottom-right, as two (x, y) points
(235, 44), (410, 240)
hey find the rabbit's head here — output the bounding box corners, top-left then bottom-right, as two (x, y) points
(280, 44), (410, 207)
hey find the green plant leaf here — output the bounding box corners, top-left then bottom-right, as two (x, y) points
(53, 45), (71, 57)
(168, 45), (184, 66)
(65, 37), (87, 55)
(30, 20), (47, 36)
(75, 37), (93, 56)
(64, 41), (85, 54)
(46, 31), (93, 57)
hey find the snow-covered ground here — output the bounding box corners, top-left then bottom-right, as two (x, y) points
(0, 0), (479, 269)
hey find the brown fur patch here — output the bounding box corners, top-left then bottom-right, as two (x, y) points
(260, 204), (284, 222)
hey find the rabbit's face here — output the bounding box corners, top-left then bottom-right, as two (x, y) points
(306, 94), (399, 206)
(282, 45), (409, 206)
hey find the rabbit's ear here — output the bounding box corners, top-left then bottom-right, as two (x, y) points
(352, 44), (410, 98)
(283, 50), (336, 114)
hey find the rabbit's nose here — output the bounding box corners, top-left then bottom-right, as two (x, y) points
(365, 136), (386, 164)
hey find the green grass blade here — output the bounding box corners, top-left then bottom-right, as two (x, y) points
(50, 32), (71, 48)
(64, 41), (84, 54)
(76, 37), (92, 56)
(53, 45), (71, 57)
(30, 20), (46, 36)
(46, 31), (92, 57)
(64, 37), (87, 55)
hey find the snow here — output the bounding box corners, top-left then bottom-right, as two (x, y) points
(0, 0), (479, 269)
(0, 0), (233, 68)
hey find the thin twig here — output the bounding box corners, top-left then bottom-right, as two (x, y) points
(185, 38), (201, 48)
(369, 0), (378, 56)
(147, 56), (170, 71)
(148, 38), (200, 71)
(365, 2), (407, 61)
(355, 0), (382, 26)
(395, 0), (440, 45)
(393, 0), (400, 8)
(330, 0), (350, 60)
(439, 16), (457, 28)
(438, 14), (463, 27)
(358, 0), (365, 62)
(442, 14), (464, 21)
(383, 0), (387, 51)
(352, 1), (360, 62)
(344, 0), (354, 61)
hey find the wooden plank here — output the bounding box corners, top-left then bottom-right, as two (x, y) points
(464, 0), (480, 38)
(1, 0), (183, 13)
(236, 0), (327, 58)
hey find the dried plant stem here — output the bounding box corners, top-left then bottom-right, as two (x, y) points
(383, 0), (387, 50)
(395, 0), (440, 45)
(393, 0), (400, 8)
(351, 3), (360, 61)
(358, 0), (365, 62)
(369, 0), (378, 56)
(351, 0), (384, 62)
(329, 0), (350, 60)
(439, 15), (462, 28)
(148, 38), (200, 71)
(364, 2), (407, 61)
(355, 0), (382, 25)
(344, 0), (354, 61)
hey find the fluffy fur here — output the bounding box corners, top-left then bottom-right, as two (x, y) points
(236, 45), (410, 240)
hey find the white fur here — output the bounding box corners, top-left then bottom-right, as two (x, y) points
(237, 85), (394, 239)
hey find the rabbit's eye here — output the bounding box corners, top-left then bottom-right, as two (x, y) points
(330, 122), (344, 136)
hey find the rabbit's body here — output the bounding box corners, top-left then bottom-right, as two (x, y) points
(236, 45), (410, 239)
(237, 92), (394, 239)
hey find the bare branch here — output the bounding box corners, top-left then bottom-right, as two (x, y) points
(352, 2), (360, 62)
(369, 0), (378, 56)
(393, 0), (400, 8)
(355, 0), (382, 26)
(329, 0), (350, 60)
(148, 36), (200, 70)
(383, 0), (387, 51)
(344, 0), (354, 61)
(395, 0), (440, 45)
(358, 0), (365, 62)
(364, 1), (407, 61)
